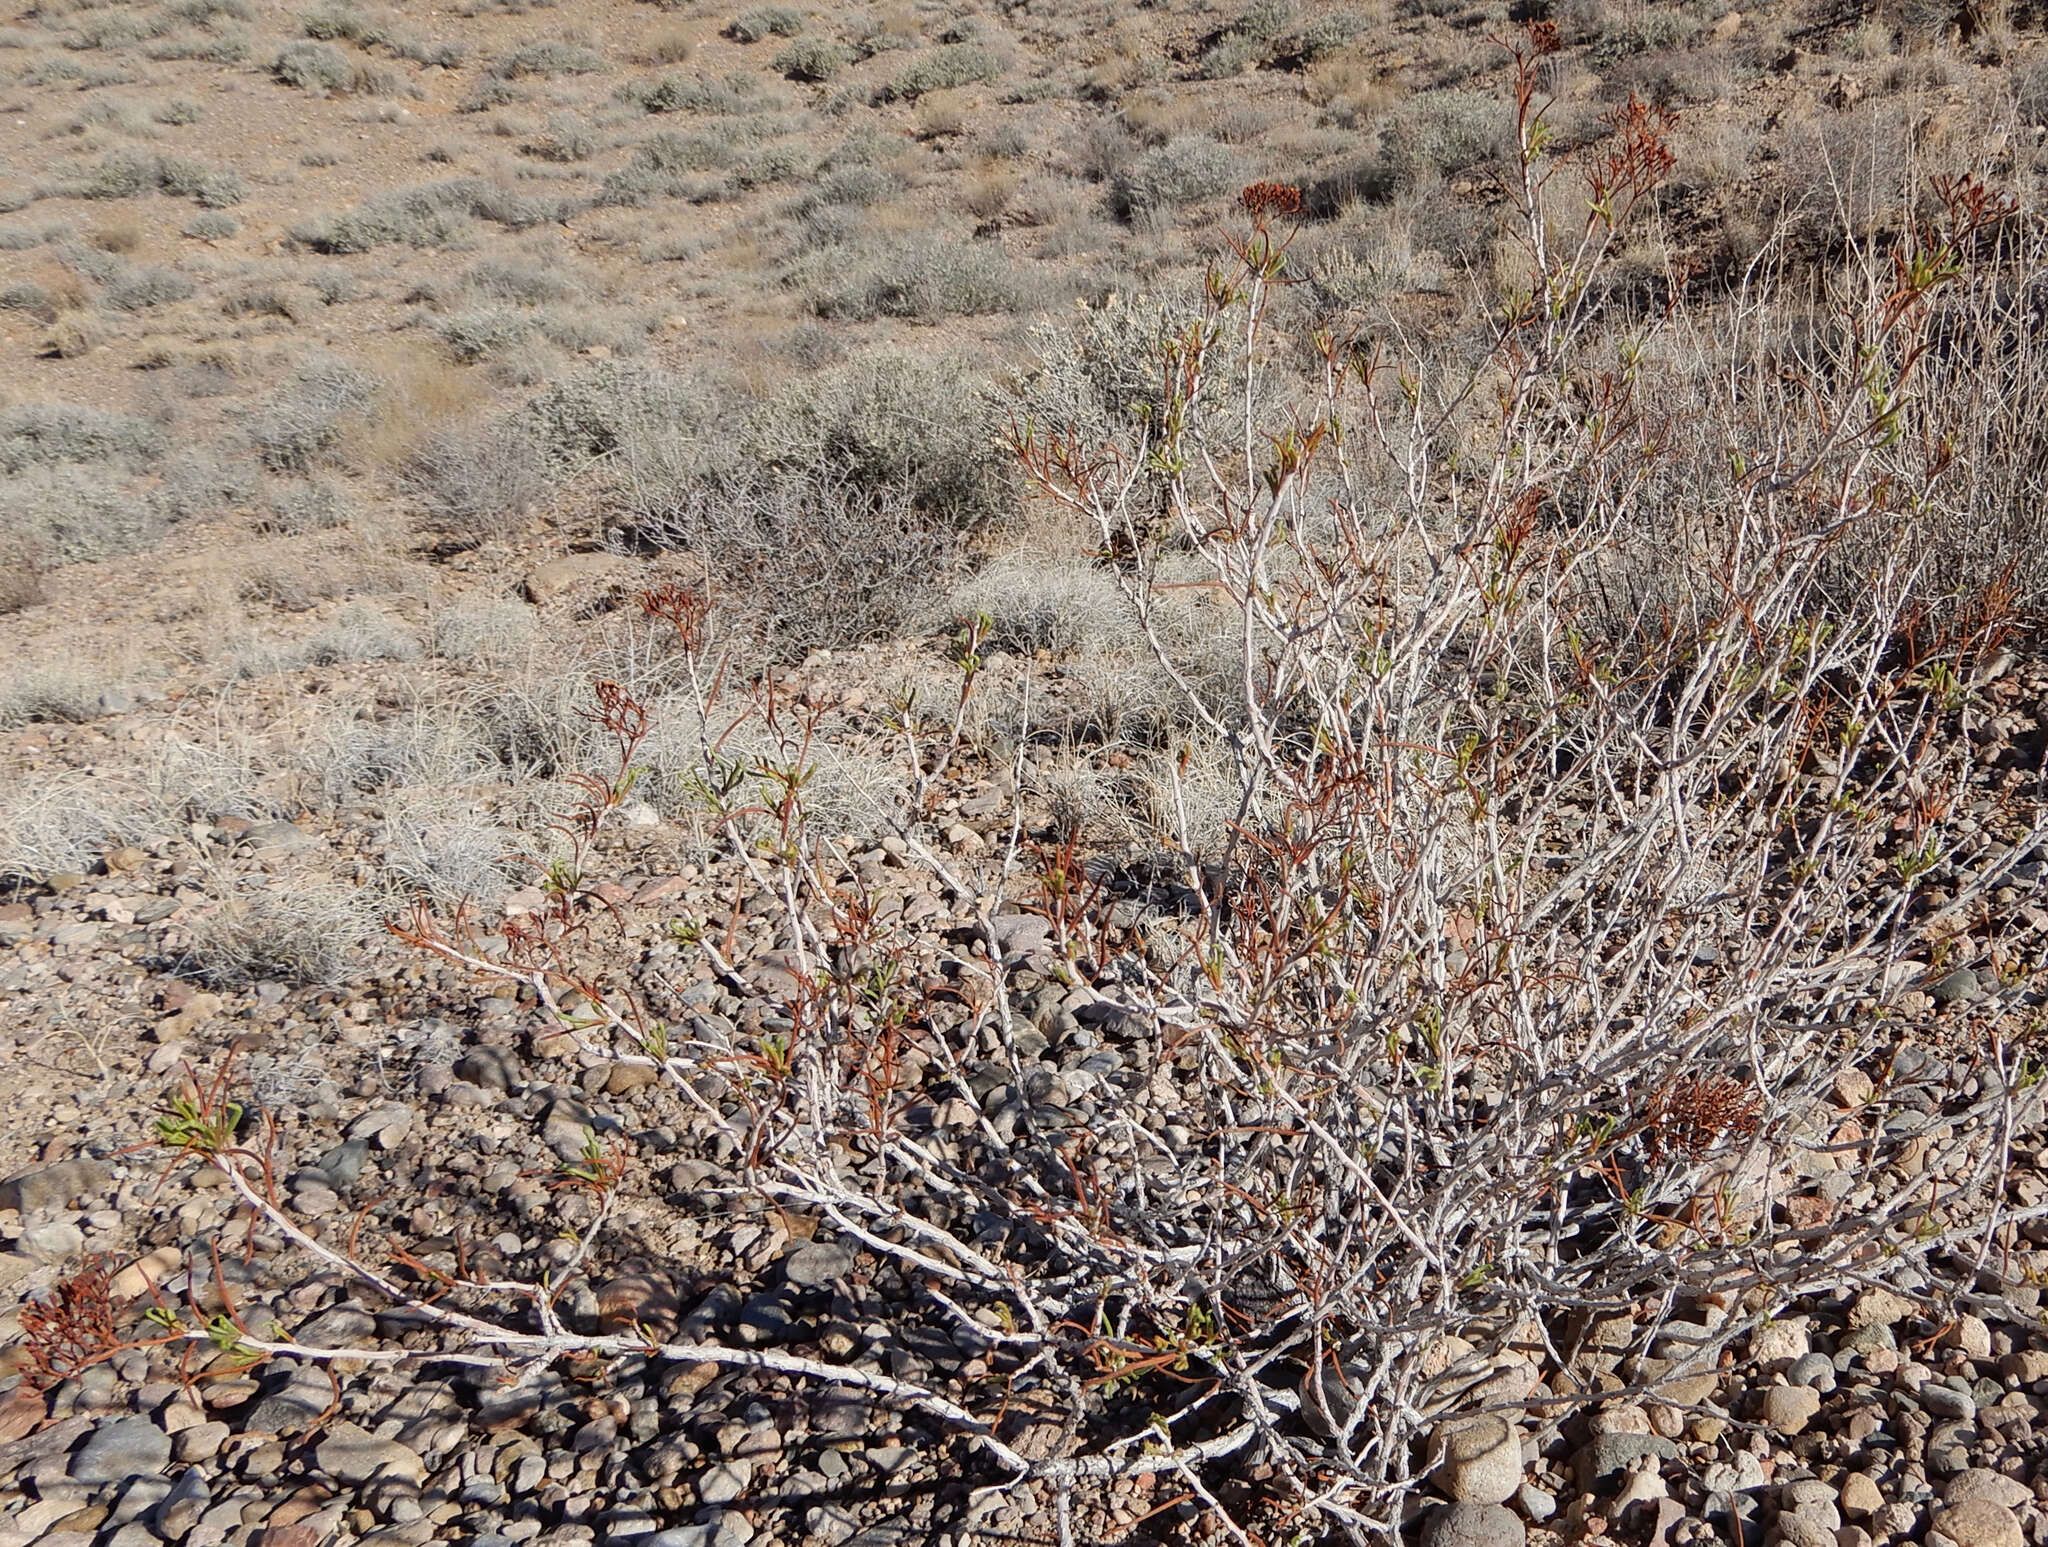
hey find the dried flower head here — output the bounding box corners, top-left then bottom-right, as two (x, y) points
(1643, 1074), (1762, 1161)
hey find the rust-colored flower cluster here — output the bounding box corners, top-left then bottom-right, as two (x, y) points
(1643, 1074), (1763, 1161)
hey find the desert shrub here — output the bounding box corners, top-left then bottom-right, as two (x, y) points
(1197, 32), (1265, 78)
(727, 5), (802, 40)
(520, 360), (694, 463)
(182, 210), (239, 239)
(1299, 7), (1366, 59)
(491, 38), (608, 76)
(624, 474), (970, 653)
(260, 477), (360, 533)
(1110, 135), (1240, 220)
(850, 9), (922, 54)
(158, 157), (247, 207)
(625, 73), (778, 114)
(165, 0), (256, 24)
(306, 602), (419, 664)
(2021, 58), (2048, 126)
(1380, 88), (1511, 176)
(0, 544), (46, 615)
(950, 549), (1128, 655)
(294, 178), (562, 252)
(271, 39), (355, 88)
(62, 10), (169, 49)
(524, 113), (600, 162)
(102, 265), (196, 310)
(632, 129), (739, 175)
(187, 881), (365, 986)
(300, 1), (373, 40)
(731, 143), (811, 188)
(76, 150), (246, 206)
(379, 795), (514, 905)
(434, 307), (535, 362)
(158, 449), (260, 521)
(464, 257), (585, 305)
(0, 402), (163, 474)
(431, 597), (537, 662)
(0, 464), (168, 562)
(1017, 288), (1227, 452)
(144, 29), (250, 62)
(460, 78), (529, 112)
(613, 353), (1012, 609)
(248, 355), (377, 473)
(0, 767), (148, 878)
(402, 419), (545, 545)
(597, 162), (717, 207)
(0, 224), (60, 251)
(78, 150), (161, 200)
(881, 43), (1001, 99)
(772, 35), (846, 80)
(0, 662), (117, 726)
(801, 237), (1046, 321)
(0, 282), (56, 322)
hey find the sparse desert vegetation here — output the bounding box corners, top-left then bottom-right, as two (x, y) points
(4, 0), (2048, 1542)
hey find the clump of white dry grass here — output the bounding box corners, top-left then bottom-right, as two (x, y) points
(185, 876), (370, 987)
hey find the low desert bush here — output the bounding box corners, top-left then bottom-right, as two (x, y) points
(0, 769), (146, 878)
(773, 36), (848, 80)
(157, 448), (260, 521)
(880, 43), (1002, 99)
(949, 549), (1129, 656)
(259, 477), (361, 534)
(187, 880), (366, 986)
(607, 354), (1013, 647)
(0, 661), (121, 726)
(431, 596), (538, 663)
(491, 38), (608, 77)
(434, 306), (536, 362)
(799, 236), (1046, 320)
(401, 418), (545, 546)
(73, 150), (246, 206)
(101, 265), (196, 311)
(1110, 135), (1241, 221)
(271, 38), (394, 92)
(247, 354), (378, 474)
(520, 359), (695, 463)
(294, 178), (567, 252)
(181, 210), (239, 239)
(0, 282), (58, 323)
(522, 113), (601, 163)
(0, 464), (168, 563)
(727, 5), (803, 41)
(1379, 86), (1512, 176)
(0, 401), (163, 473)
(622, 474), (971, 654)
(378, 795), (515, 906)
(624, 72), (782, 114)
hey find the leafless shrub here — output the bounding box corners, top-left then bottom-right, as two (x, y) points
(401, 418), (545, 546)
(94, 44), (2048, 1547)
(248, 354), (377, 474)
(0, 464), (168, 563)
(624, 473), (971, 656)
